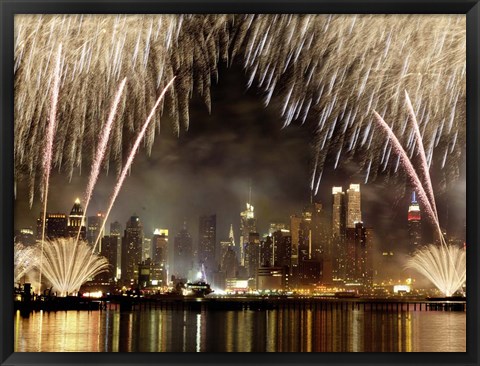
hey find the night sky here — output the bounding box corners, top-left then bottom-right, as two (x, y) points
(14, 63), (466, 260)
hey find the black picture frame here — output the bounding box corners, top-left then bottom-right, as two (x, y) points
(1, 1), (479, 365)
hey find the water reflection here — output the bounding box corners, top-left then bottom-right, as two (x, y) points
(14, 308), (465, 352)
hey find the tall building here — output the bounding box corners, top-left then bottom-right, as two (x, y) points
(37, 213), (68, 240)
(260, 235), (274, 267)
(151, 229), (169, 285)
(272, 230), (292, 269)
(221, 247), (238, 279)
(198, 214), (216, 272)
(87, 213), (104, 251)
(121, 215), (143, 285)
(346, 184), (362, 228)
(67, 198), (86, 240)
(331, 187), (346, 280)
(408, 191), (422, 255)
(228, 224), (237, 259)
(14, 228), (35, 246)
(174, 222), (193, 279)
(310, 202), (330, 260)
(245, 232), (260, 279)
(268, 222), (287, 235)
(290, 215), (302, 266)
(110, 221), (122, 278)
(143, 237), (152, 261)
(100, 235), (118, 281)
(152, 229), (168, 266)
(298, 208), (311, 262)
(240, 203), (256, 266)
(345, 222), (373, 287)
(332, 187), (346, 237)
(110, 221), (122, 236)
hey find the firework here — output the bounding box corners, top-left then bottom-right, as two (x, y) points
(372, 110), (438, 229)
(74, 77), (127, 242)
(92, 77), (176, 252)
(14, 243), (38, 284)
(14, 15), (465, 203)
(404, 90), (438, 220)
(406, 244), (466, 297)
(38, 43), (62, 292)
(35, 238), (109, 297)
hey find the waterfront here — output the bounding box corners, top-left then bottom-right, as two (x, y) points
(14, 307), (465, 352)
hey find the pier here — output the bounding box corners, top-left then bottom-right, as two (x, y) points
(15, 295), (466, 313)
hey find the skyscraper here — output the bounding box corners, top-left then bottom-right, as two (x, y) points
(100, 235), (118, 281)
(272, 230), (292, 269)
(37, 213), (68, 239)
(174, 222), (193, 279)
(198, 214), (216, 272)
(15, 228), (35, 246)
(331, 187), (346, 280)
(87, 213), (104, 251)
(152, 229), (168, 266)
(152, 229), (169, 284)
(110, 221), (122, 236)
(67, 198), (86, 240)
(245, 232), (260, 278)
(240, 203), (256, 266)
(290, 215), (302, 266)
(110, 221), (122, 279)
(332, 187), (346, 237)
(346, 184), (362, 228)
(345, 221), (372, 287)
(143, 237), (152, 261)
(408, 191), (422, 255)
(260, 235), (273, 267)
(121, 215), (143, 284)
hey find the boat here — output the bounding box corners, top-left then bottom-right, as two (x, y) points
(185, 281), (213, 297)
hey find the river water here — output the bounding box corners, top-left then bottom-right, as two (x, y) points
(14, 307), (465, 352)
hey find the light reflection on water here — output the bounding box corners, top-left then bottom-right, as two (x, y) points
(14, 308), (465, 352)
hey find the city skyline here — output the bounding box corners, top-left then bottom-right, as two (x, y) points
(15, 179), (465, 290)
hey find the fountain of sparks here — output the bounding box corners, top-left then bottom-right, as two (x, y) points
(373, 92), (466, 297)
(35, 238), (109, 297)
(14, 243), (38, 284)
(407, 244), (466, 297)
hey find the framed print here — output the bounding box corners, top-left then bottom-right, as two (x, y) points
(1, 0), (479, 365)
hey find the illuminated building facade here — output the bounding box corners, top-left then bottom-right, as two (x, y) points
(331, 186), (346, 280)
(174, 222), (193, 279)
(408, 191), (422, 255)
(100, 235), (118, 281)
(345, 222), (373, 288)
(67, 198), (86, 240)
(198, 214), (216, 272)
(121, 215), (143, 284)
(110, 221), (122, 279)
(290, 215), (302, 266)
(346, 184), (362, 228)
(152, 228), (168, 267)
(240, 203), (257, 266)
(87, 213), (104, 252)
(15, 227), (35, 246)
(245, 232), (260, 279)
(37, 212), (68, 239)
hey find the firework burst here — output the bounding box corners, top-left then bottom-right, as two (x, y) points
(35, 238), (109, 297)
(14, 15), (465, 203)
(14, 243), (38, 284)
(407, 244), (466, 297)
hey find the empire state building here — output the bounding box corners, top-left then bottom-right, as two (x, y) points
(408, 191), (422, 255)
